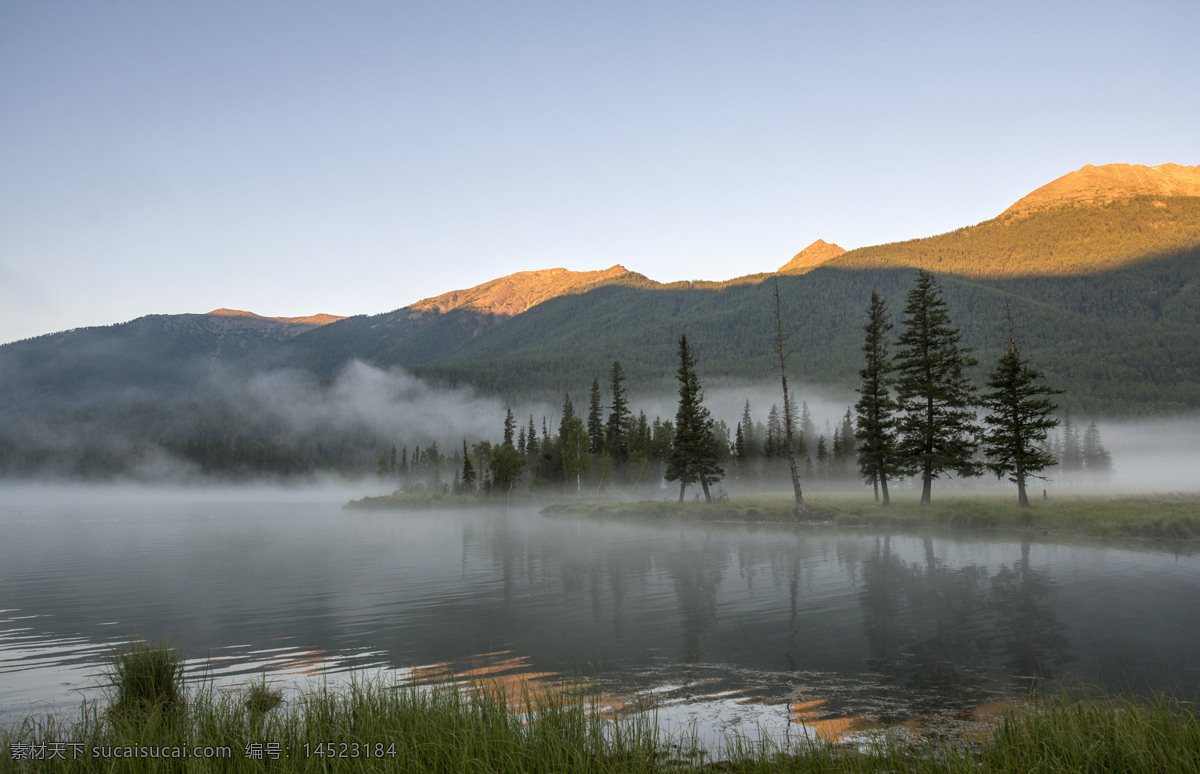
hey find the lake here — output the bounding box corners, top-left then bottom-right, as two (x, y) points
(2, 486), (1197, 745)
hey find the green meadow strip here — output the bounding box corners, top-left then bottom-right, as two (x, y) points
(543, 493), (1200, 540)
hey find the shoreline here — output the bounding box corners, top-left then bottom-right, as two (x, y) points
(345, 489), (1200, 543)
(540, 492), (1200, 542)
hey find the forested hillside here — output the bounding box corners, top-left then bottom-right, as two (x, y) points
(0, 312), (332, 417)
(829, 196), (1200, 277)
(405, 246), (1200, 414)
(3, 171), (1199, 481)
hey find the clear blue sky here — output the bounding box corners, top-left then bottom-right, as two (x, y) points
(2, 0), (1197, 344)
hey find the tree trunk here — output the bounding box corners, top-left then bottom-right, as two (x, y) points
(872, 474), (879, 503)
(920, 466), (932, 506)
(678, 481), (686, 503)
(773, 281), (808, 517)
(880, 475), (890, 507)
(700, 479), (712, 504)
(1017, 474), (1030, 507)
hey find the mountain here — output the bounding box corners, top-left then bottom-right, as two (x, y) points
(3, 162), (1199, 438)
(0, 311), (339, 417)
(778, 240), (847, 274)
(826, 189), (1200, 278)
(409, 265), (656, 316)
(261, 163), (1199, 412)
(1000, 163), (1200, 217)
(207, 308), (346, 326)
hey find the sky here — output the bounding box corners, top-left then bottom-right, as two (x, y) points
(2, 0), (1198, 344)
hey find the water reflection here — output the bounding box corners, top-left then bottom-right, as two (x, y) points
(2, 495), (1198, 729)
(854, 535), (1074, 715)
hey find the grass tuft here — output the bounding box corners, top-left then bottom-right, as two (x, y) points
(243, 677), (284, 715)
(104, 639), (186, 723)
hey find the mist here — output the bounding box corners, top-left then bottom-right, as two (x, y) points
(2, 356), (1198, 495)
(1100, 416), (1200, 492)
(239, 360), (554, 449)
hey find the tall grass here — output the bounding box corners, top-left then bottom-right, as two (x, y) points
(105, 639), (187, 722)
(980, 693), (1200, 773)
(4, 644), (1200, 772)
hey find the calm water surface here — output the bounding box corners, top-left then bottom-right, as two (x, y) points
(2, 487), (1197, 741)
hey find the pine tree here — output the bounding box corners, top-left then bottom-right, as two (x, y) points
(854, 291), (901, 505)
(980, 316), (1063, 507)
(765, 405), (781, 458)
(503, 408), (515, 447)
(816, 435), (829, 478)
(665, 335), (724, 503)
(558, 393), (575, 441)
(894, 270), (982, 505)
(629, 411), (652, 457)
(740, 401), (759, 461)
(1061, 410), (1083, 472)
(1082, 420), (1113, 481)
(605, 361), (631, 462)
(838, 409), (855, 477)
(800, 402), (816, 458)
(587, 379), (604, 454)
(461, 439), (476, 490)
(526, 415), (539, 459)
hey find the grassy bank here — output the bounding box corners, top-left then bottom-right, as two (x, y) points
(4, 644), (1200, 772)
(346, 490), (555, 510)
(542, 492), (1200, 540)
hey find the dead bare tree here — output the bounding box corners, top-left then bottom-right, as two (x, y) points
(773, 279), (808, 517)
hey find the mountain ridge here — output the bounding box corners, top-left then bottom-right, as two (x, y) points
(207, 308), (345, 326)
(778, 239), (847, 274)
(4, 162), (1200, 424)
(1001, 162), (1200, 218)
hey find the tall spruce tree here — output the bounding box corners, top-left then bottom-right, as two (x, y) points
(895, 270), (982, 505)
(587, 379), (605, 454)
(605, 361), (631, 461)
(665, 335), (724, 503)
(503, 408), (516, 447)
(854, 291), (901, 505)
(765, 405), (781, 458)
(558, 393), (575, 440)
(980, 316), (1063, 507)
(740, 401), (759, 461)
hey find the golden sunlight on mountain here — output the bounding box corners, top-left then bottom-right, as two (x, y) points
(777, 239), (847, 274)
(1002, 163), (1200, 217)
(409, 265), (650, 316)
(206, 309), (344, 325)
